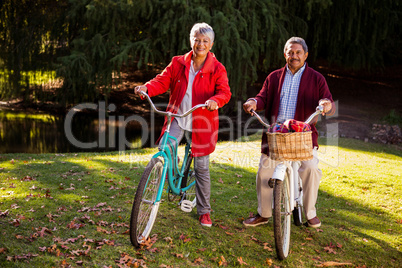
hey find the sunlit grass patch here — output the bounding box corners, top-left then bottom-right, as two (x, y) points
(0, 138), (401, 267)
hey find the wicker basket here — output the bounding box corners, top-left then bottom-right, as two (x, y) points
(267, 131), (313, 161)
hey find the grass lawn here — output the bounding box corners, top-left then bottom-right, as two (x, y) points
(0, 137), (401, 267)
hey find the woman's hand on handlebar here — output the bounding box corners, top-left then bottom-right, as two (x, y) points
(134, 85), (148, 96)
(318, 98), (332, 115)
(243, 99), (257, 115)
(204, 100), (218, 111)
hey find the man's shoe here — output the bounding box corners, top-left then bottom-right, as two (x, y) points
(243, 214), (269, 227)
(199, 213), (212, 227)
(307, 216), (321, 228)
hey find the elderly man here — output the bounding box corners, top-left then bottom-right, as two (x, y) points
(242, 37), (335, 228)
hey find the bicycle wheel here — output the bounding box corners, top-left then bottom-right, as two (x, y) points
(130, 157), (163, 247)
(273, 172), (292, 260)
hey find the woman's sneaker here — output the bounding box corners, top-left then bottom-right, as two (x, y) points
(199, 213), (212, 227)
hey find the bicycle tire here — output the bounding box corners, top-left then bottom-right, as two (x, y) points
(273, 174), (292, 260)
(293, 206), (303, 226)
(130, 157), (163, 247)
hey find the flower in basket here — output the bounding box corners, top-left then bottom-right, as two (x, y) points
(283, 119), (311, 132)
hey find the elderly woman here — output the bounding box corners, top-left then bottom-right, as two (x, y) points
(134, 22), (231, 227)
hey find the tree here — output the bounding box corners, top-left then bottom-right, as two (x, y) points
(0, 0), (69, 101)
(303, 0), (402, 69)
(56, 0), (304, 106)
(1, 0), (401, 107)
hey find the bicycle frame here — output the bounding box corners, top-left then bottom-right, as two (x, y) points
(249, 106), (323, 259)
(139, 91), (206, 202)
(250, 106), (323, 211)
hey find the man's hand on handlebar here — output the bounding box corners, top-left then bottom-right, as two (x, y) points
(243, 99), (257, 115)
(318, 98), (332, 115)
(204, 100), (218, 111)
(134, 85), (148, 95)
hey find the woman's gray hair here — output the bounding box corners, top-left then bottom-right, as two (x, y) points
(283, 37), (308, 53)
(190, 22), (215, 46)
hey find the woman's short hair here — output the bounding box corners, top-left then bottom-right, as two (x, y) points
(284, 37), (308, 53)
(190, 23), (215, 46)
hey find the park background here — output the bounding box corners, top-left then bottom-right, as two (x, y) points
(0, 0), (401, 153)
(0, 1), (401, 267)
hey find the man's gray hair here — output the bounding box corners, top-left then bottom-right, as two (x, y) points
(190, 22), (215, 46)
(284, 37), (308, 53)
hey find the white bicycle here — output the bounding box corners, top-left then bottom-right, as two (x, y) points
(250, 106), (323, 260)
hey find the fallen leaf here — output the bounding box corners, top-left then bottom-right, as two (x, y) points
(324, 246), (337, 254)
(39, 227), (52, 237)
(218, 224), (229, 230)
(316, 261), (353, 267)
(194, 257), (203, 264)
(10, 219), (20, 226)
(266, 258), (273, 266)
(179, 234), (191, 243)
(219, 178), (224, 184)
(218, 255), (228, 266)
(67, 220), (85, 229)
(263, 243), (273, 251)
(10, 203), (20, 209)
(173, 253), (183, 258)
(237, 256), (248, 265)
(0, 210), (9, 217)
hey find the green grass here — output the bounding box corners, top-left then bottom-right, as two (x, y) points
(0, 138), (401, 267)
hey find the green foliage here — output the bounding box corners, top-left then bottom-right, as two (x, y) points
(0, 0), (401, 106)
(304, 0), (402, 69)
(0, 0), (69, 100)
(383, 109), (402, 126)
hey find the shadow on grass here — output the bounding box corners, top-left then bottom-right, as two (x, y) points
(0, 149), (400, 267)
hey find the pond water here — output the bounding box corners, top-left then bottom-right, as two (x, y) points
(0, 110), (164, 154)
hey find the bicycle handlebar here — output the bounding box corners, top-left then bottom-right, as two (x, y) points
(305, 106), (324, 124)
(138, 90), (207, 118)
(250, 105), (324, 127)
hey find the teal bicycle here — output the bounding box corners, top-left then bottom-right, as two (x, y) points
(129, 91), (206, 248)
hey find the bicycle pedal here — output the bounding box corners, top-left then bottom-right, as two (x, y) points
(180, 200), (194, 213)
(268, 178), (274, 188)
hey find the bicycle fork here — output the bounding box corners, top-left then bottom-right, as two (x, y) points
(271, 162), (295, 213)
